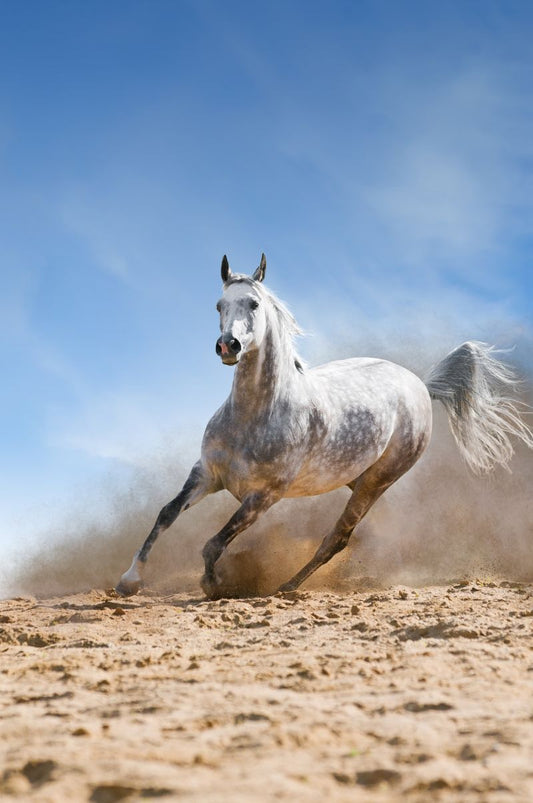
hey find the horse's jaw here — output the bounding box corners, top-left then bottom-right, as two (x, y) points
(221, 344), (260, 367)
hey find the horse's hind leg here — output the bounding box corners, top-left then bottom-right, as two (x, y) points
(116, 461), (214, 596)
(277, 456), (410, 593)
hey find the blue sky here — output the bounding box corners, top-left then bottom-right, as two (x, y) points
(1, 1), (532, 556)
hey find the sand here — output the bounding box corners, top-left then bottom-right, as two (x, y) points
(1, 581), (532, 802)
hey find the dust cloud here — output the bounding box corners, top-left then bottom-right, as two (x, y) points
(5, 340), (533, 600)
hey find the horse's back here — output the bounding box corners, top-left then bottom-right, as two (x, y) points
(309, 357), (431, 425)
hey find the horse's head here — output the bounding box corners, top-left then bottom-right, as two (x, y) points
(215, 254), (267, 365)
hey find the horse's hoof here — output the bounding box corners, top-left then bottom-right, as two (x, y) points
(277, 581), (297, 594)
(200, 574), (222, 600)
(115, 578), (142, 597)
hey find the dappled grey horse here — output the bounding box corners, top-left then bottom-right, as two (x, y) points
(117, 254), (533, 598)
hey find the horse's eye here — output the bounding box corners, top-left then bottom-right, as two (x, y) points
(249, 299), (259, 311)
(216, 301), (222, 313)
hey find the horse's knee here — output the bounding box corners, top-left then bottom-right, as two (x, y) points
(157, 500), (180, 528)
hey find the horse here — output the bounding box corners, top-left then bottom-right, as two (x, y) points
(116, 254), (533, 598)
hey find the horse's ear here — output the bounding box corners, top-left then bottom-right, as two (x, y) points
(221, 255), (232, 283)
(252, 253), (266, 283)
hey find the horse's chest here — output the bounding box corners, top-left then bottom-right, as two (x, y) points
(204, 421), (302, 496)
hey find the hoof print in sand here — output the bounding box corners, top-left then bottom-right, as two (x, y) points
(21, 759), (58, 787)
(356, 768), (402, 787)
(90, 785), (172, 802)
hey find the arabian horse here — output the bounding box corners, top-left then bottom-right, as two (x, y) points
(117, 255), (533, 598)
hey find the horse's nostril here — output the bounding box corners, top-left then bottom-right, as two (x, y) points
(217, 336), (241, 357)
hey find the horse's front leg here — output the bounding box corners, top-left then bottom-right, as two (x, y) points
(116, 461), (214, 596)
(201, 491), (277, 599)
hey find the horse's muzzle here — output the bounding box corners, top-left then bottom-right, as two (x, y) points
(216, 336), (242, 364)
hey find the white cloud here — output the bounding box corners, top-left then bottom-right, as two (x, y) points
(362, 67), (533, 272)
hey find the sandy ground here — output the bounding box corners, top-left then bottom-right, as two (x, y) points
(1, 581), (532, 802)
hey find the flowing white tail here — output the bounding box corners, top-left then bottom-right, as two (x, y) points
(426, 341), (533, 474)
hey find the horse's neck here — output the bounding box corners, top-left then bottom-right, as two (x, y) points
(230, 327), (300, 421)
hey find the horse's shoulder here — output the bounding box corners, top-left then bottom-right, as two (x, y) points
(202, 401), (230, 439)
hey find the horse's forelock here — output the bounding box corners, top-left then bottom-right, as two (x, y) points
(224, 274), (254, 287)
(223, 275), (303, 349)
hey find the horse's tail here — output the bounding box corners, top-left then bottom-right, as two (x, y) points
(425, 341), (533, 474)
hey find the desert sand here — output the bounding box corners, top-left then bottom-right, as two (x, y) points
(1, 424), (532, 801)
(1, 579), (533, 802)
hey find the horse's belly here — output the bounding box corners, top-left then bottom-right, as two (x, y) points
(210, 449), (372, 500)
(284, 473), (354, 498)
(284, 449), (381, 498)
